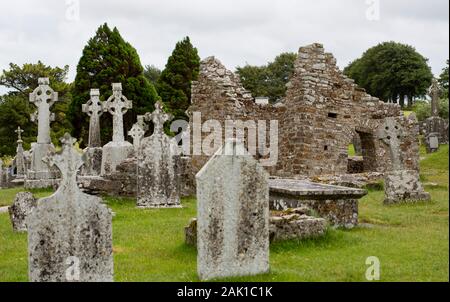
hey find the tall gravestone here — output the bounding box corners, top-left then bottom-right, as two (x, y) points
(423, 79), (448, 153)
(81, 89), (104, 175)
(14, 126), (26, 178)
(377, 117), (430, 204)
(101, 83), (134, 175)
(25, 78), (59, 188)
(196, 139), (270, 280)
(137, 101), (181, 208)
(28, 133), (113, 282)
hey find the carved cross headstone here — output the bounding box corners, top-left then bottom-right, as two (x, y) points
(82, 89), (104, 147)
(14, 126), (26, 177)
(15, 126), (24, 142)
(144, 101), (172, 134)
(103, 83), (132, 142)
(128, 123), (146, 151)
(28, 133), (113, 282)
(137, 101), (180, 208)
(376, 117), (405, 171)
(196, 139), (270, 280)
(429, 78), (441, 117)
(29, 78), (58, 144)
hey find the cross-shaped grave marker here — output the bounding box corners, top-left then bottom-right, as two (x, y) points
(376, 117), (405, 171)
(103, 83), (132, 142)
(29, 78), (58, 144)
(82, 89), (104, 147)
(128, 123), (146, 151)
(144, 101), (172, 134)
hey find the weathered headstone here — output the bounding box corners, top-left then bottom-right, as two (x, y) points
(28, 133), (113, 282)
(25, 78), (59, 188)
(377, 117), (430, 204)
(8, 192), (37, 232)
(128, 122), (146, 152)
(196, 139), (270, 280)
(82, 89), (104, 148)
(430, 78), (440, 118)
(101, 83), (134, 175)
(137, 101), (181, 208)
(81, 89), (104, 176)
(14, 126), (26, 178)
(423, 79), (447, 153)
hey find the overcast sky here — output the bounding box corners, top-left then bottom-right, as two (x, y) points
(0, 0), (448, 91)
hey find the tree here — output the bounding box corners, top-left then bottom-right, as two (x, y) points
(438, 60), (449, 98)
(236, 52), (297, 103)
(0, 61), (68, 94)
(144, 65), (161, 86)
(0, 62), (72, 156)
(236, 65), (269, 98)
(344, 42), (433, 107)
(157, 37), (200, 120)
(412, 98), (449, 122)
(68, 23), (158, 147)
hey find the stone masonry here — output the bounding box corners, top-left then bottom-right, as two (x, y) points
(188, 43), (420, 179)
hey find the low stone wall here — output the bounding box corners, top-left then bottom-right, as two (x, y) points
(269, 208), (326, 242)
(185, 207), (327, 246)
(311, 172), (384, 189)
(269, 179), (367, 229)
(79, 156), (196, 198)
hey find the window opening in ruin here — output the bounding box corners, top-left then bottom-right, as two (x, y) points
(328, 113), (338, 118)
(347, 131), (377, 174)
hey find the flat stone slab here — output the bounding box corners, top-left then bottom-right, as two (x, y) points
(269, 179), (367, 199)
(269, 179), (367, 229)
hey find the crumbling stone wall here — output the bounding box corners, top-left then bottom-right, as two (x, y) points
(189, 43), (421, 178)
(188, 56), (285, 175)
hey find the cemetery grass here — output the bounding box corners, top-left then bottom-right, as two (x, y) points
(0, 146), (448, 282)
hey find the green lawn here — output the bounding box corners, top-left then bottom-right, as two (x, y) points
(0, 146), (448, 282)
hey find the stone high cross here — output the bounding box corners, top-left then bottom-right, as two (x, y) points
(128, 123), (146, 151)
(15, 126), (26, 177)
(104, 83), (132, 142)
(144, 101), (172, 134)
(43, 133), (81, 189)
(376, 117), (405, 171)
(29, 78), (58, 144)
(15, 126), (24, 142)
(82, 89), (104, 147)
(429, 78), (441, 117)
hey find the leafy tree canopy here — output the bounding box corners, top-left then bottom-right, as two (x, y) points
(144, 65), (161, 86)
(438, 60), (449, 98)
(0, 62), (72, 156)
(236, 52), (297, 103)
(69, 23), (158, 147)
(344, 41), (433, 107)
(156, 37), (200, 120)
